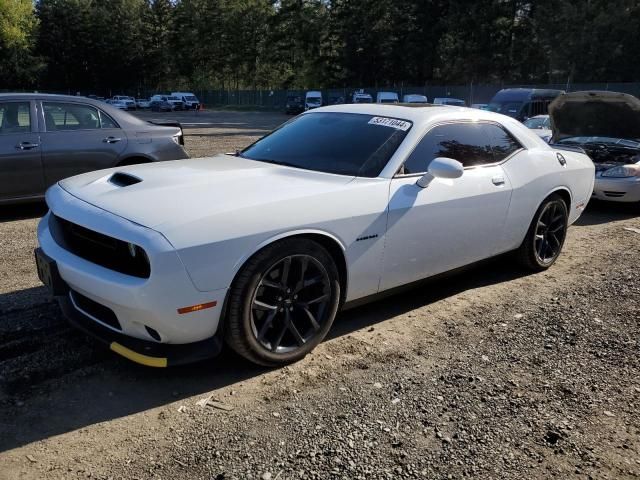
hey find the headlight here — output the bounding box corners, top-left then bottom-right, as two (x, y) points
(172, 134), (182, 145)
(601, 165), (640, 178)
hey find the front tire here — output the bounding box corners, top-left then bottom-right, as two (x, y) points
(225, 238), (341, 366)
(516, 194), (569, 271)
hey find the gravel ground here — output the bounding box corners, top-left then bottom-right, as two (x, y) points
(0, 110), (639, 479)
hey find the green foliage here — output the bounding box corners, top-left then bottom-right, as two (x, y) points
(19, 0), (640, 92)
(0, 0), (42, 87)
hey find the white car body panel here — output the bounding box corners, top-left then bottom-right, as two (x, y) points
(38, 104), (595, 346)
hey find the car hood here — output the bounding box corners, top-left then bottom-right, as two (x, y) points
(58, 155), (354, 232)
(549, 91), (640, 142)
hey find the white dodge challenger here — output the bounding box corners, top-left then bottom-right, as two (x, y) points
(35, 104), (595, 367)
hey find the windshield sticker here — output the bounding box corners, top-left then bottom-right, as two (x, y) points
(368, 117), (411, 131)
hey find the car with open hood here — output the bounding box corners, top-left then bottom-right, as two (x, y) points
(549, 91), (640, 204)
(35, 104), (594, 368)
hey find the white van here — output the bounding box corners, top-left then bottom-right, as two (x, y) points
(376, 92), (399, 104)
(305, 91), (323, 110)
(172, 92), (200, 110)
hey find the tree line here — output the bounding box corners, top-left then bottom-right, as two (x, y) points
(4, 0), (640, 95)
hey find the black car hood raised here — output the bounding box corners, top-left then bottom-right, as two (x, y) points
(549, 91), (640, 142)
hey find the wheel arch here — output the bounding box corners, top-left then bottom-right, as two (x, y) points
(230, 229), (349, 305)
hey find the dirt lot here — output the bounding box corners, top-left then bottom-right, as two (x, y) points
(1, 110), (639, 480)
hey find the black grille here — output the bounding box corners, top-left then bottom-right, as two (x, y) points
(71, 290), (121, 330)
(51, 215), (150, 278)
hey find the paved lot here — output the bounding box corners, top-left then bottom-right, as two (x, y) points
(0, 110), (639, 480)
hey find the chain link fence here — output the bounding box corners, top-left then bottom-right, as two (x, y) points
(9, 83), (640, 110)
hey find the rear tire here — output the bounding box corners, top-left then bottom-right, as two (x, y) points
(516, 194), (568, 271)
(225, 238), (340, 366)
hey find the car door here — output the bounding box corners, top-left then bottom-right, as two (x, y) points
(40, 101), (128, 187)
(381, 122), (518, 291)
(0, 100), (44, 201)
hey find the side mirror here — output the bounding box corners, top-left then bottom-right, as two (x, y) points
(416, 157), (464, 188)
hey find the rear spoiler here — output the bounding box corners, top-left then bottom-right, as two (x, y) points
(147, 120), (184, 145)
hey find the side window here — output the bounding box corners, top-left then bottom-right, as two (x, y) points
(99, 111), (118, 129)
(0, 102), (31, 134)
(43, 102), (101, 131)
(482, 124), (522, 162)
(402, 123), (494, 174)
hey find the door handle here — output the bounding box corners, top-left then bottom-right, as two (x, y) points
(15, 142), (39, 150)
(103, 136), (122, 143)
(492, 176), (506, 186)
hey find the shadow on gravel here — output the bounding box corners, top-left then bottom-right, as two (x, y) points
(0, 202), (47, 223)
(574, 200), (639, 226)
(0, 254), (532, 453)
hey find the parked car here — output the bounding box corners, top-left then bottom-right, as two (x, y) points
(136, 98), (151, 109)
(285, 95), (304, 115)
(305, 91), (323, 111)
(402, 94), (428, 104)
(376, 92), (399, 104)
(351, 92), (373, 104)
(433, 97), (466, 106)
(471, 103), (489, 110)
(523, 114), (552, 142)
(110, 100), (129, 110)
(171, 92), (200, 110)
(0, 93), (188, 204)
(150, 100), (174, 112)
(328, 96), (345, 105)
(150, 95), (184, 111)
(112, 96), (136, 110)
(488, 88), (564, 121)
(549, 91), (640, 204)
(35, 103), (594, 368)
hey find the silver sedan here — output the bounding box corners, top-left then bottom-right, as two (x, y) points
(0, 93), (189, 204)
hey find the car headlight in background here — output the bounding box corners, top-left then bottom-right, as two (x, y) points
(601, 164), (640, 178)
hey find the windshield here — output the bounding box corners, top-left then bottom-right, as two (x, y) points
(240, 112), (411, 177)
(307, 97), (321, 103)
(488, 101), (522, 117)
(524, 117), (549, 129)
(184, 95), (197, 101)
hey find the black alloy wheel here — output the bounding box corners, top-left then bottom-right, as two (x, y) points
(225, 238), (340, 366)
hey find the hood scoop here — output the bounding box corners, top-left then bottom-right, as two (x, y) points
(109, 172), (142, 187)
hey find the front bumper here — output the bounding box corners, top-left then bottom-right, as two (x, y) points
(593, 174), (640, 202)
(37, 185), (228, 365)
(58, 291), (222, 367)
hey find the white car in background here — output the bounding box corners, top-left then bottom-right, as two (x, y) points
(35, 104), (594, 368)
(109, 100), (128, 110)
(376, 92), (399, 104)
(402, 94), (428, 104)
(550, 91), (640, 203)
(136, 98), (151, 109)
(112, 96), (136, 110)
(524, 114), (552, 142)
(433, 97), (466, 107)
